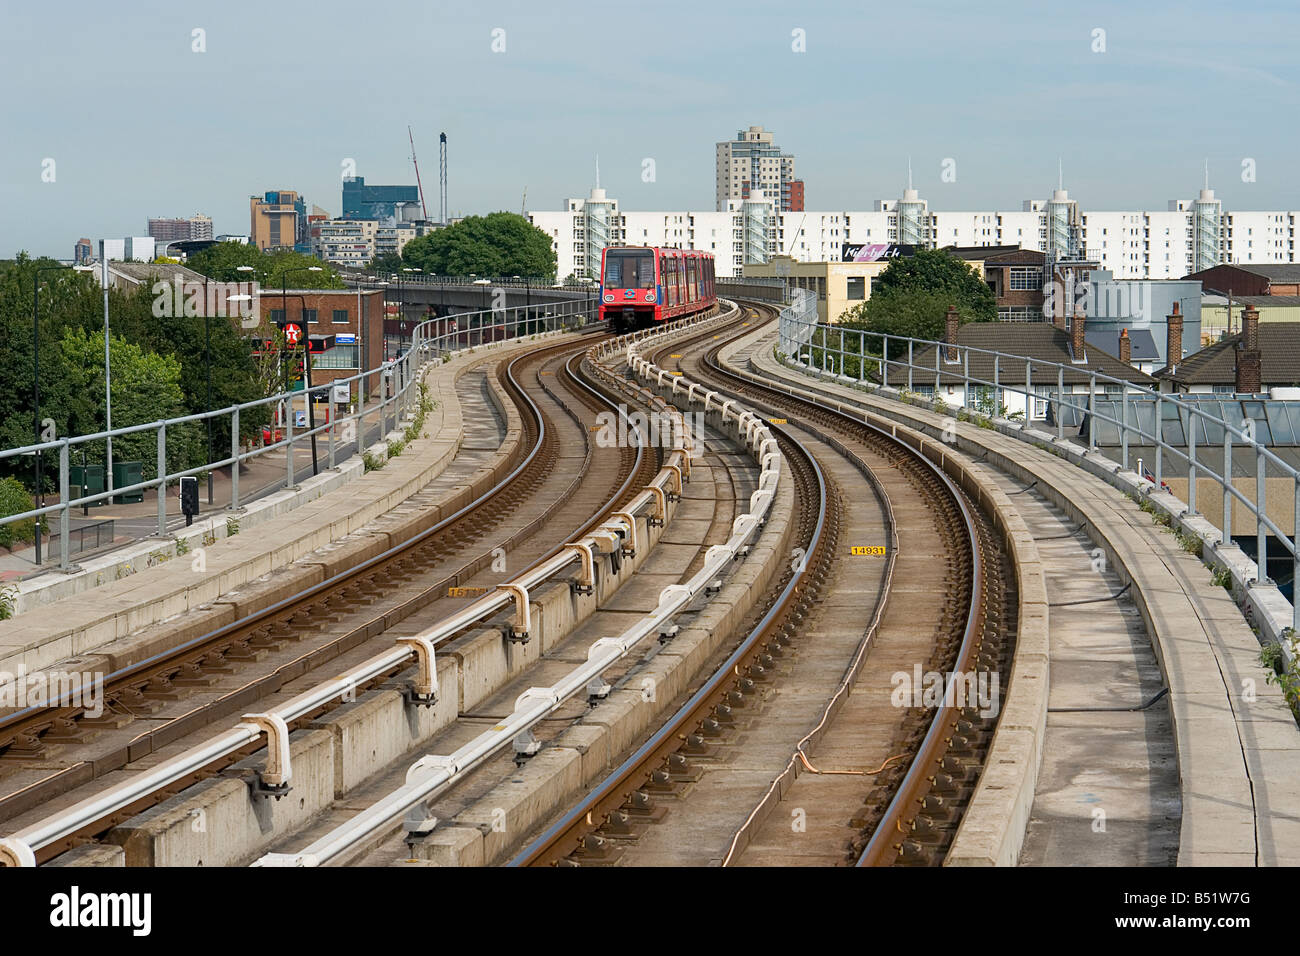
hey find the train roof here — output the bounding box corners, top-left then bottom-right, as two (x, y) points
(603, 245), (713, 258)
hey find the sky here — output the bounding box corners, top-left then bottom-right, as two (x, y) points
(3, 0), (1299, 258)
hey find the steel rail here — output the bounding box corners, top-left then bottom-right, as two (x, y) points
(253, 304), (777, 866)
(0, 336), (679, 867)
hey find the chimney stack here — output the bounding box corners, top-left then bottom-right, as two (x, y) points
(1166, 302), (1183, 371)
(1118, 327), (1131, 365)
(1237, 306), (1262, 393)
(1070, 311), (1086, 360)
(1243, 305), (1259, 352)
(944, 305), (959, 363)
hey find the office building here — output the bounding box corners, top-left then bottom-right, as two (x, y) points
(342, 177), (421, 221)
(250, 190), (307, 251)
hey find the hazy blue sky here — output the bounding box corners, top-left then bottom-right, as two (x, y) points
(3, 0), (1298, 258)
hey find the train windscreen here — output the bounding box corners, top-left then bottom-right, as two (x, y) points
(604, 251), (655, 289)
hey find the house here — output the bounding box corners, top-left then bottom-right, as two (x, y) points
(883, 307), (1154, 422)
(1156, 307), (1300, 396)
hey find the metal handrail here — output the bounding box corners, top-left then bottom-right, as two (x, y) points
(777, 307), (1300, 635)
(0, 298), (596, 572)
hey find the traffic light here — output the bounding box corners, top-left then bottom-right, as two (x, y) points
(180, 476), (199, 526)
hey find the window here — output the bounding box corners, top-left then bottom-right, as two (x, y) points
(303, 309), (318, 325)
(270, 308), (285, 325)
(313, 345), (359, 369)
(332, 309), (349, 324)
(846, 276), (865, 300)
(1032, 385), (1052, 419)
(604, 251), (655, 288)
(1009, 267), (1042, 290)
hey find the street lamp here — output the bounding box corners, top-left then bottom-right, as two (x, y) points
(282, 266), (323, 478)
(32, 261), (72, 566)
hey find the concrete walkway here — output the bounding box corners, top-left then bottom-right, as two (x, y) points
(742, 327), (1300, 866)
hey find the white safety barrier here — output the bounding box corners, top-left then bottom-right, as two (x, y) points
(254, 304), (784, 866)
(0, 326), (714, 869)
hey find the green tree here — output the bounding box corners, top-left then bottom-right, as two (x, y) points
(402, 213), (557, 278)
(186, 244), (344, 289)
(0, 254), (102, 486)
(840, 248), (996, 344)
(367, 251), (404, 275)
(104, 283), (271, 447)
(60, 328), (203, 479)
(0, 477), (35, 549)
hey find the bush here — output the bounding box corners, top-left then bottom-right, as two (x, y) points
(0, 478), (36, 550)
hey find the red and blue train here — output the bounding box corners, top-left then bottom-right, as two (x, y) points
(598, 246), (717, 332)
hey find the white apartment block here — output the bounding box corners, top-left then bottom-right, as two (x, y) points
(311, 219), (379, 267)
(530, 181), (1295, 282)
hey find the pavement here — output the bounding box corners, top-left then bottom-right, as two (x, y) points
(0, 399), (394, 582)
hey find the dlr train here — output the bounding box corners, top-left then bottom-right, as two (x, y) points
(598, 246), (717, 332)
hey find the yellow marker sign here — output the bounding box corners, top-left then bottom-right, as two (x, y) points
(448, 586), (489, 597)
(671, 371), (683, 376)
(768, 418), (787, 424)
(850, 546), (887, 556)
(742, 322), (750, 326)
(671, 353), (682, 358)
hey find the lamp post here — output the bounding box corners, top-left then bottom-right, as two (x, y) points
(282, 266), (323, 477)
(400, 267), (420, 354)
(32, 262), (72, 566)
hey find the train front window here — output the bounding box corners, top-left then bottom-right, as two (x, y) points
(604, 252), (655, 289)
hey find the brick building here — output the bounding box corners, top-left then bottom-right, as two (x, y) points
(1186, 263), (1300, 297)
(255, 288), (385, 402)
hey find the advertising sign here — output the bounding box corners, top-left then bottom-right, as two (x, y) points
(841, 243), (916, 262)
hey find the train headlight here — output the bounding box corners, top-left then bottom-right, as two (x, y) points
(603, 294), (614, 303)
(646, 291), (657, 303)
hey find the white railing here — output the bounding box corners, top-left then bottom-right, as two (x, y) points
(776, 306), (1300, 651)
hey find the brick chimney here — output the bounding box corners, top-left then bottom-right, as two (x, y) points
(1070, 311), (1086, 360)
(1243, 305), (1259, 352)
(1118, 327), (1131, 365)
(1166, 302), (1183, 371)
(944, 305), (959, 363)
(1237, 306), (1262, 393)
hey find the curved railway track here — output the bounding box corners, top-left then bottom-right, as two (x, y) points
(512, 301), (1018, 867)
(0, 332), (678, 864)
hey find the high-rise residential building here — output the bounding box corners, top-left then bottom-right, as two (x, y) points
(342, 177), (421, 221)
(147, 214), (214, 243)
(250, 190), (306, 251)
(310, 219), (379, 266)
(715, 126), (797, 212)
(527, 176), (1297, 282)
(787, 180), (805, 212)
(73, 238), (93, 264)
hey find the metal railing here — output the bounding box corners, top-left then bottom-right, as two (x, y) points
(343, 271), (597, 292)
(0, 299), (596, 571)
(776, 307), (1300, 636)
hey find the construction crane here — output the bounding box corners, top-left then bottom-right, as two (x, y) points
(521, 186), (527, 216)
(408, 126), (429, 220)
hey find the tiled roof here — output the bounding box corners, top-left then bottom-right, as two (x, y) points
(882, 322), (1155, 387)
(1235, 264), (1300, 283)
(1157, 322), (1300, 386)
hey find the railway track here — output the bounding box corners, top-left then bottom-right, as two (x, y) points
(511, 301), (1018, 867)
(0, 332), (676, 865)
